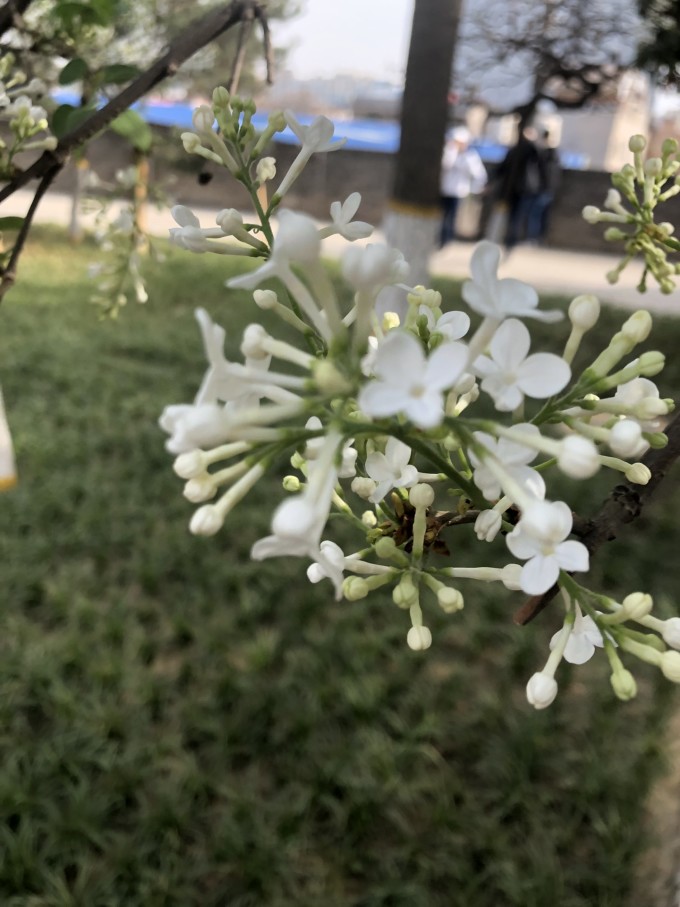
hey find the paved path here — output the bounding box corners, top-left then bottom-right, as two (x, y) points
(3, 189), (679, 316)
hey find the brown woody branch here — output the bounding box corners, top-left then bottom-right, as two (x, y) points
(0, 0), (34, 39)
(0, 0), (271, 300)
(513, 409), (680, 625)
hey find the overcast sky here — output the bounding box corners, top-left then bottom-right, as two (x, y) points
(272, 0), (415, 82)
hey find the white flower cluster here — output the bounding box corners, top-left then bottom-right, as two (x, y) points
(583, 134), (680, 293)
(0, 56), (55, 177)
(160, 89), (678, 710)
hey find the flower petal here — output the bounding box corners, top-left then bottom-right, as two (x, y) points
(385, 437), (412, 471)
(506, 527), (541, 560)
(517, 353), (571, 398)
(520, 554), (560, 595)
(438, 310), (470, 339)
(373, 331), (424, 383)
(496, 277), (539, 315)
(406, 392), (444, 429)
(489, 318), (531, 370)
(425, 340), (468, 391)
(554, 540), (590, 572)
(358, 381), (409, 419)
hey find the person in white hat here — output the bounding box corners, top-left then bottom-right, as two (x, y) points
(439, 126), (487, 247)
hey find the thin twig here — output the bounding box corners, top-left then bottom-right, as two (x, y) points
(0, 0), (34, 39)
(254, 3), (274, 84)
(513, 410), (680, 625)
(0, 162), (60, 298)
(227, 7), (254, 94)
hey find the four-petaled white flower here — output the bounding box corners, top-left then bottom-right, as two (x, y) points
(462, 242), (562, 322)
(474, 319), (571, 412)
(284, 111), (347, 154)
(228, 210), (321, 291)
(358, 331), (468, 429)
(342, 243), (409, 294)
(469, 426), (544, 502)
(325, 192), (373, 240)
(507, 500), (589, 595)
(550, 604), (604, 665)
(365, 437), (418, 502)
(307, 540), (347, 598)
(419, 307), (470, 341)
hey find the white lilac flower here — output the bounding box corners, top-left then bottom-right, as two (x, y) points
(609, 419), (648, 459)
(251, 431), (342, 562)
(419, 307), (470, 341)
(462, 241), (562, 322)
(342, 243), (409, 294)
(159, 403), (234, 455)
(365, 437), (419, 503)
(615, 376), (665, 432)
(549, 605), (604, 665)
(323, 192), (373, 240)
(275, 112), (347, 198)
(307, 540), (347, 598)
(468, 426), (544, 502)
(169, 205), (224, 252)
(358, 331), (468, 429)
(474, 509), (502, 542)
(507, 501), (589, 595)
(304, 417), (357, 478)
(474, 319), (571, 412)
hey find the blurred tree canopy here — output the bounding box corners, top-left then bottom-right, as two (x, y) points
(637, 0), (680, 83)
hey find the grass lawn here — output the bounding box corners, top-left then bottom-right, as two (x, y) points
(1, 227), (680, 906)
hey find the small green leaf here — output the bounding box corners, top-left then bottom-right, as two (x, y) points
(109, 109), (153, 153)
(98, 64), (140, 85)
(0, 217), (25, 232)
(51, 103), (97, 138)
(59, 57), (89, 85)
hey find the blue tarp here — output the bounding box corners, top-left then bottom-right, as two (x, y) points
(53, 91), (587, 168)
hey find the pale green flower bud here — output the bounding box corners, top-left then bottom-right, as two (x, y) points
(361, 510), (377, 527)
(351, 477), (377, 499)
(644, 157), (663, 177)
(662, 137), (678, 156)
(625, 463), (651, 484)
(212, 86), (230, 109)
(611, 669), (637, 701)
(604, 227), (628, 241)
(407, 625), (432, 651)
(661, 651), (680, 683)
(393, 577), (418, 609)
(343, 576), (369, 601)
(622, 592), (653, 620)
(253, 289), (278, 309)
(409, 483), (434, 508)
(582, 205), (601, 224)
(629, 134), (646, 153)
(256, 156), (276, 183)
(312, 360), (351, 395)
(173, 450), (206, 479)
(662, 617), (680, 650)
(283, 475), (301, 492)
(190, 505), (223, 536)
(184, 476), (217, 503)
(621, 310), (652, 343)
(526, 672), (558, 709)
(568, 294), (600, 331)
(638, 351), (665, 376)
(181, 132), (201, 153)
(437, 586), (464, 613)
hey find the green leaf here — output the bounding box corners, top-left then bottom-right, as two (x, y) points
(59, 58), (89, 85)
(98, 64), (141, 85)
(0, 217), (25, 232)
(51, 103), (98, 139)
(109, 109), (153, 153)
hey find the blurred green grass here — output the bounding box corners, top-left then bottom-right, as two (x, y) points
(0, 227), (679, 906)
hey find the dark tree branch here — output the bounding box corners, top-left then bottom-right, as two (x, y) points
(254, 4), (274, 85)
(226, 5), (254, 94)
(0, 0), (272, 301)
(513, 410), (680, 625)
(0, 0), (267, 205)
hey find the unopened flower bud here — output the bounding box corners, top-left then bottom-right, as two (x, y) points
(437, 586), (464, 613)
(625, 463), (651, 484)
(454, 372), (476, 395)
(622, 592), (653, 620)
(604, 188), (623, 210)
(635, 398), (671, 420)
(393, 577), (418, 609)
(611, 669), (637, 701)
(192, 105), (215, 132)
(256, 156), (276, 183)
(638, 351), (665, 376)
(212, 86), (230, 108)
(629, 134), (646, 153)
(351, 477), (377, 499)
(312, 360), (351, 395)
(604, 227), (628, 241)
(343, 576), (369, 601)
(474, 509), (502, 542)
(241, 323), (269, 359)
(662, 618), (680, 650)
(662, 137), (679, 156)
(501, 563), (523, 591)
(582, 205), (601, 224)
(181, 132), (201, 153)
(568, 295), (600, 331)
(407, 625), (433, 651)
(190, 505), (223, 536)
(173, 450), (206, 479)
(282, 475), (301, 492)
(526, 672), (558, 709)
(558, 435), (600, 478)
(622, 310), (652, 343)
(361, 509), (377, 528)
(253, 289), (278, 309)
(661, 651), (680, 683)
(609, 419), (645, 458)
(183, 476), (217, 503)
(644, 157), (662, 177)
(382, 312), (401, 331)
(409, 483), (434, 508)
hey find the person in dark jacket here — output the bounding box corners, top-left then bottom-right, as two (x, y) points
(493, 126), (545, 249)
(526, 127), (561, 244)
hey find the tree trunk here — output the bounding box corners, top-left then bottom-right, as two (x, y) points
(380, 0), (462, 319)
